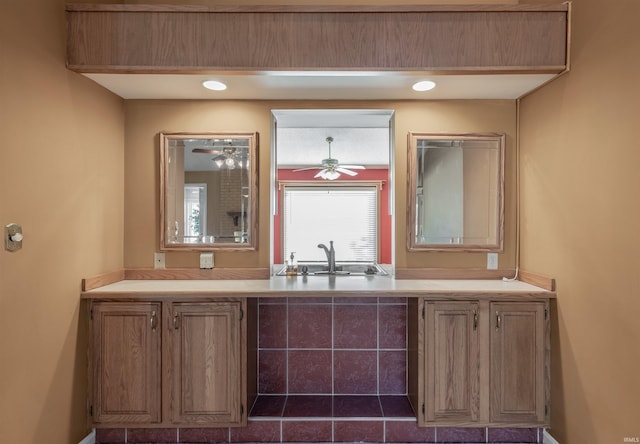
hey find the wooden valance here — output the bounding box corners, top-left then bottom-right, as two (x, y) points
(66, 3), (569, 74)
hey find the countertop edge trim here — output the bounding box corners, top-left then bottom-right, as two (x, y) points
(81, 290), (555, 300)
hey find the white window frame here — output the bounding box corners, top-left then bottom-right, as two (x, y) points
(280, 181), (382, 263)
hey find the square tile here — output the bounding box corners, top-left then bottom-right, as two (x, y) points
(436, 427), (486, 443)
(230, 420), (281, 442)
(288, 296), (329, 304)
(250, 395), (287, 417)
(487, 427), (540, 443)
(385, 420), (436, 443)
(95, 428), (125, 444)
(283, 395), (333, 417)
(259, 349), (287, 394)
(282, 420), (333, 442)
(334, 304), (377, 349)
(288, 305), (332, 348)
(127, 428), (178, 443)
(178, 427), (230, 443)
(260, 297), (287, 304)
(334, 350), (377, 394)
(334, 420), (384, 442)
(379, 396), (415, 417)
(259, 304), (287, 348)
(334, 297), (378, 304)
(379, 350), (406, 394)
(379, 304), (406, 349)
(379, 297), (407, 304)
(333, 395), (382, 417)
(288, 350), (332, 393)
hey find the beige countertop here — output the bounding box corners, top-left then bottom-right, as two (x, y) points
(82, 275), (554, 299)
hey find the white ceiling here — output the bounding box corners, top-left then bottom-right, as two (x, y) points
(84, 72), (556, 101)
(93, 71), (556, 168)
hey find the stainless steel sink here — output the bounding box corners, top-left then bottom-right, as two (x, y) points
(276, 261), (388, 276)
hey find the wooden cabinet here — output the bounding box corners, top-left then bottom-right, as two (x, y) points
(169, 302), (243, 425)
(90, 302), (162, 424)
(424, 301), (480, 424)
(490, 302), (548, 424)
(409, 298), (549, 427)
(88, 299), (253, 427)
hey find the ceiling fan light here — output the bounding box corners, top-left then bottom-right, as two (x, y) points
(214, 158), (225, 168)
(225, 157), (236, 167)
(324, 170), (340, 180)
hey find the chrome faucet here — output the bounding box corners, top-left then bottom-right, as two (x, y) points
(317, 241), (336, 274)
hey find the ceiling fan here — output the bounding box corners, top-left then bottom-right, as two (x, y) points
(191, 140), (247, 168)
(293, 136), (365, 180)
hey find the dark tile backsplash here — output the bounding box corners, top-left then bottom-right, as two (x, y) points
(258, 297), (408, 397)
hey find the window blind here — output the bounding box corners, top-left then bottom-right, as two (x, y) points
(282, 186), (378, 262)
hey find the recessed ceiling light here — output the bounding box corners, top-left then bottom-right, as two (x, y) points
(412, 80), (436, 92)
(202, 80), (227, 91)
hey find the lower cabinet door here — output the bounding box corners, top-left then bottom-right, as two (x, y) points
(170, 302), (243, 425)
(490, 302), (548, 424)
(90, 302), (162, 424)
(424, 301), (480, 424)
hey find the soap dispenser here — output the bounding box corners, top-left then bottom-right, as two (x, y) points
(286, 252), (298, 276)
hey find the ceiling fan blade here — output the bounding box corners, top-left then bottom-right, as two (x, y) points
(338, 165), (366, 169)
(313, 169), (328, 178)
(293, 166), (323, 172)
(192, 148), (224, 154)
(336, 167), (358, 176)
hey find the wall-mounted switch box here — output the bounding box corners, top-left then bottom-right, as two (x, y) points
(487, 252), (498, 270)
(154, 252), (166, 269)
(200, 252), (214, 269)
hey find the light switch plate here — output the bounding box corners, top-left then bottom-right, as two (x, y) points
(200, 252), (214, 269)
(487, 252), (498, 270)
(154, 252), (165, 269)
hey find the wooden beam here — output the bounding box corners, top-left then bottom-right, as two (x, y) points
(66, 4), (568, 74)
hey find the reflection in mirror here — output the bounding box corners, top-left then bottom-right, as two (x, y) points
(407, 133), (504, 251)
(160, 132), (258, 250)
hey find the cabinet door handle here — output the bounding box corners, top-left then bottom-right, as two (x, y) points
(150, 310), (157, 331)
(496, 311), (501, 330)
(173, 314), (179, 330)
(473, 310), (478, 330)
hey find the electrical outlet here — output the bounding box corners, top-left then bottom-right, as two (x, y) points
(487, 253), (498, 270)
(200, 252), (214, 269)
(154, 252), (165, 269)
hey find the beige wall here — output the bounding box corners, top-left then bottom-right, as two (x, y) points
(125, 100), (516, 269)
(0, 1), (124, 443)
(10, 1), (636, 443)
(520, 0), (640, 442)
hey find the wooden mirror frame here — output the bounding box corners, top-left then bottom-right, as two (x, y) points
(407, 132), (504, 252)
(160, 131), (258, 251)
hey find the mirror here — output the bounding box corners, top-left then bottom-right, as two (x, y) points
(160, 132), (258, 250)
(407, 133), (504, 251)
